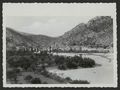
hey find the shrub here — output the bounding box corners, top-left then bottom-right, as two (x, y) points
(65, 77), (72, 81)
(58, 64), (67, 70)
(43, 81), (48, 84)
(80, 58), (95, 68)
(30, 78), (41, 84)
(56, 55), (96, 70)
(6, 68), (20, 83)
(7, 56), (21, 68)
(24, 75), (33, 82)
(55, 55), (66, 65)
(66, 61), (78, 69)
(70, 80), (90, 84)
(7, 70), (16, 80)
(7, 55), (34, 70)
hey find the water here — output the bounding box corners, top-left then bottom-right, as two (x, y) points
(47, 53), (114, 84)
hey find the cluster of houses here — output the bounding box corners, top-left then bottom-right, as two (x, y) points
(13, 44), (112, 53)
(15, 45), (41, 53)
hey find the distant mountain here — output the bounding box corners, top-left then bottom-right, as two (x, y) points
(6, 27), (56, 50)
(6, 16), (113, 50)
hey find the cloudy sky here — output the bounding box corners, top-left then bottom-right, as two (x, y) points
(4, 3), (116, 37)
(6, 16), (95, 37)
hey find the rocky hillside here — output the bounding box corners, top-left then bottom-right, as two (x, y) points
(6, 16), (113, 50)
(52, 16), (113, 48)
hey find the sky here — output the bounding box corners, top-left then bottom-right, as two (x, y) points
(3, 3), (116, 37)
(6, 16), (94, 37)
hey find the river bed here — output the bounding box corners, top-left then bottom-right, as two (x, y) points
(47, 53), (114, 84)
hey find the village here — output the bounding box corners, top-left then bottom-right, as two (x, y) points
(13, 44), (112, 54)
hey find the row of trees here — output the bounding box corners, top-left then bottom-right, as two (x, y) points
(54, 55), (95, 70)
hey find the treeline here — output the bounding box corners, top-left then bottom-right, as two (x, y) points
(54, 55), (95, 70)
(7, 50), (95, 71)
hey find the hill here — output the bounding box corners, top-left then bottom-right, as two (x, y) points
(51, 16), (113, 49)
(6, 27), (56, 50)
(6, 16), (113, 50)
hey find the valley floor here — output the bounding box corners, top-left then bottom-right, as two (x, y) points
(6, 51), (115, 84)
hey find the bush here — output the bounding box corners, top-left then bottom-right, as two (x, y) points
(56, 55), (96, 70)
(41, 70), (48, 75)
(7, 56), (21, 68)
(43, 81), (48, 84)
(6, 68), (20, 83)
(30, 78), (41, 84)
(70, 80), (90, 84)
(7, 70), (17, 80)
(55, 55), (66, 65)
(7, 55), (34, 70)
(58, 64), (67, 70)
(66, 61), (78, 69)
(65, 77), (72, 81)
(24, 75), (33, 82)
(80, 58), (95, 68)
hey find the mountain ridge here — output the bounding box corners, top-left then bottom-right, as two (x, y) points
(6, 16), (113, 50)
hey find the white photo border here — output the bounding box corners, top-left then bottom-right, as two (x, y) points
(2, 3), (117, 88)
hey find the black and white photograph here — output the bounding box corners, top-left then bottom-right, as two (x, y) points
(2, 3), (117, 87)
